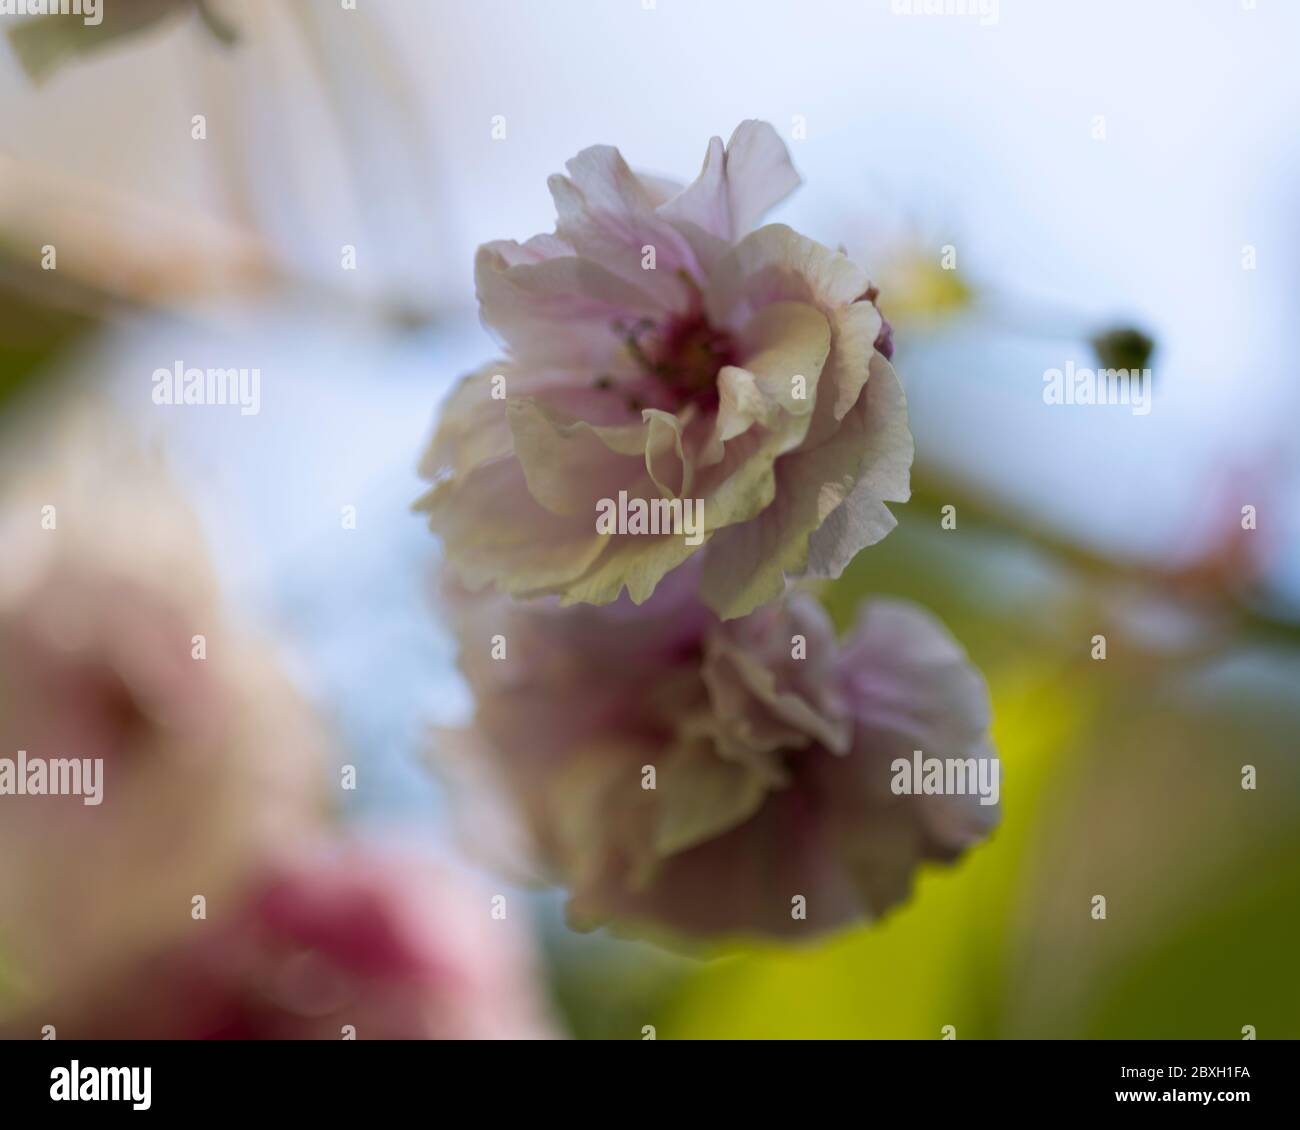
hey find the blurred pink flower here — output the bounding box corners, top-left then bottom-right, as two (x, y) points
(2, 844), (558, 1040)
(436, 574), (997, 943)
(418, 120), (910, 620)
(0, 409), (328, 1004)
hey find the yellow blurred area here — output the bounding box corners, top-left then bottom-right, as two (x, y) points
(657, 661), (1088, 1039)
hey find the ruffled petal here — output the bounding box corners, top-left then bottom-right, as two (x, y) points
(549, 144), (703, 309)
(418, 364), (514, 485)
(416, 458), (606, 597)
(475, 240), (662, 367)
(508, 398), (648, 518)
(705, 224), (869, 331)
(653, 738), (769, 856)
(804, 359), (913, 578)
(659, 120), (801, 243)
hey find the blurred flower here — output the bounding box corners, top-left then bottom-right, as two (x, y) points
(1, 843), (558, 1039)
(0, 405), (327, 1006)
(436, 573), (998, 942)
(3, 0), (439, 318)
(874, 239), (974, 326)
(418, 120), (911, 620)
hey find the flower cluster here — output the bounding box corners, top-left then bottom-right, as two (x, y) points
(422, 123), (999, 943)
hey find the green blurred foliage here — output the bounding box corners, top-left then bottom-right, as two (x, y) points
(0, 260), (94, 416)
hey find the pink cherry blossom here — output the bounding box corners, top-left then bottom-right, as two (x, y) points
(436, 573), (997, 943)
(1, 844), (558, 1040)
(418, 121), (910, 620)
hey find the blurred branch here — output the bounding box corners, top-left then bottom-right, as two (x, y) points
(0, 155), (278, 314)
(909, 465), (1300, 652)
(0, 156), (434, 332)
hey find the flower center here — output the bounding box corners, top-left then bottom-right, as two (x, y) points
(658, 310), (738, 406)
(614, 310), (738, 413)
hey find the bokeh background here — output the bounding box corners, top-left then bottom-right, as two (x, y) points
(2, 0), (1298, 1038)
